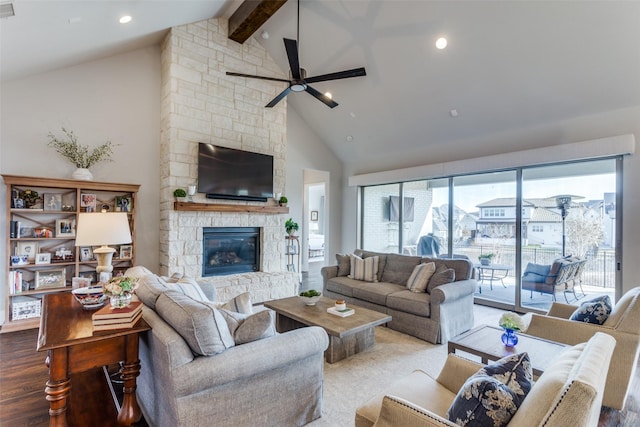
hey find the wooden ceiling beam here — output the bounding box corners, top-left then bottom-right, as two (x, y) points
(228, 0), (288, 44)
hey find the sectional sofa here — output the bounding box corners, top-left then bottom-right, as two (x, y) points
(321, 250), (477, 344)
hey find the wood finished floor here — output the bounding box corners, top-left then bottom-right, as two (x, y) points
(1, 326), (639, 426)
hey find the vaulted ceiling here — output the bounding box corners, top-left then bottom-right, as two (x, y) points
(2, 1), (640, 167)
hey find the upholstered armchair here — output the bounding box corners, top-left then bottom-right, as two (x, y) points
(356, 333), (616, 427)
(524, 286), (640, 409)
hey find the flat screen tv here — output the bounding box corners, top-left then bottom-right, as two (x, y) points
(197, 143), (274, 202)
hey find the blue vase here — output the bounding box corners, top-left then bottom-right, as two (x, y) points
(501, 328), (518, 347)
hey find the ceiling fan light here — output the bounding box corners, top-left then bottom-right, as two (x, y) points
(324, 92), (332, 99)
(291, 83), (306, 92)
(435, 37), (447, 50)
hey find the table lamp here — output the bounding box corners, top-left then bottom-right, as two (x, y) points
(75, 212), (132, 277)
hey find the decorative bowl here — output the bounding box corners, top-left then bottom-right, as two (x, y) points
(299, 293), (322, 306)
(72, 286), (106, 310)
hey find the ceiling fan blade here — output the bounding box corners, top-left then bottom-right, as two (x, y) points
(226, 72), (290, 83)
(305, 67), (367, 84)
(284, 38), (301, 80)
(305, 85), (338, 108)
(265, 87), (292, 108)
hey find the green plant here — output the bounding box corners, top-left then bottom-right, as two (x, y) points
(173, 188), (187, 198)
(300, 289), (321, 297)
(279, 196), (288, 204)
(285, 218), (299, 235)
(19, 189), (39, 207)
(102, 276), (139, 296)
(478, 253), (495, 260)
(47, 127), (115, 168)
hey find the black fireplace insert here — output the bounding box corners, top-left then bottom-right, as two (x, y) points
(202, 227), (260, 276)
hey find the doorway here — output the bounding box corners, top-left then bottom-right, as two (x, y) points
(303, 169), (329, 279)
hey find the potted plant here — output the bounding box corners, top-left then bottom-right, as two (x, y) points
(47, 127), (115, 180)
(478, 253), (495, 266)
(278, 196), (288, 207)
(285, 218), (299, 236)
(173, 188), (187, 202)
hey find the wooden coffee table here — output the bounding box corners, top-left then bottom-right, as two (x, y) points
(448, 325), (568, 377)
(264, 296), (391, 363)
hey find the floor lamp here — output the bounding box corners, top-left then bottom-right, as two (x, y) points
(75, 212), (132, 281)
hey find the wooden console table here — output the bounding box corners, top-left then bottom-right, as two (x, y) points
(37, 293), (150, 426)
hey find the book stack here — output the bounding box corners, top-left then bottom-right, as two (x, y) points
(327, 307), (355, 317)
(92, 301), (143, 331)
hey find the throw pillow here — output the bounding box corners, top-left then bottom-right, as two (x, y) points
(406, 262), (437, 293)
(221, 309), (276, 345)
(135, 274), (169, 309)
(426, 264), (455, 294)
(209, 292), (254, 314)
(447, 353), (532, 427)
(124, 265), (154, 278)
(155, 291), (234, 356)
(522, 263), (551, 283)
(570, 295), (612, 325)
(336, 253), (351, 277)
(349, 254), (379, 282)
(169, 276), (209, 302)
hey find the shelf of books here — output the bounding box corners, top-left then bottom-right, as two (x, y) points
(2, 175), (140, 333)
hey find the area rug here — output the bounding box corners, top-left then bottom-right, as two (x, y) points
(308, 326), (447, 426)
(308, 305), (504, 426)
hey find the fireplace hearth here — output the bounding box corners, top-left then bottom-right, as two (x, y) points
(202, 227), (260, 276)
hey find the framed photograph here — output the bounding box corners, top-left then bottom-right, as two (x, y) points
(72, 276), (92, 290)
(119, 245), (133, 259)
(35, 268), (66, 289)
(80, 193), (97, 212)
(16, 241), (38, 262)
(35, 253), (51, 265)
(115, 196), (132, 212)
(311, 210), (318, 221)
(44, 193), (62, 211)
(78, 271), (97, 284)
(19, 226), (34, 238)
(80, 246), (94, 262)
(55, 219), (75, 237)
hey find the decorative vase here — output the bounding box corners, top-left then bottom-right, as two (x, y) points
(501, 328), (518, 347)
(72, 168), (93, 181)
(110, 293), (132, 309)
(480, 258), (491, 266)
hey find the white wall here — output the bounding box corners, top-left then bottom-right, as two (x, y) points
(342, 105), (640, 296)
(0, 46), (162, 323)
(287, 108), (343, 270)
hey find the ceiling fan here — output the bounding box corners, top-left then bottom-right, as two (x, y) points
(226, 0), (366, 109)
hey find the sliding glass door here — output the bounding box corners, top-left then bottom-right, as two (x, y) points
(358, 157), (621, 313)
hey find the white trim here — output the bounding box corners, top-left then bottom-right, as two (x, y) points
(348, 134), (635, 187)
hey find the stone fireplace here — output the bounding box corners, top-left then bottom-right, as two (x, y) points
(202, 227), (260, 276)
(158, 18), (298, 303)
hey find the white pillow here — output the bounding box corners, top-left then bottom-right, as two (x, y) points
(349, 254), (379, 282)
(406, 262), (436, 293)
(169, 276), (209, 302)
(124, 265), (154, 278)
(209, 292), (254, 314)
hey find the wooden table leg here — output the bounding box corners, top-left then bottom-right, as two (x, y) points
(117, 335), (143, 426)
(45, 349), (71, 427)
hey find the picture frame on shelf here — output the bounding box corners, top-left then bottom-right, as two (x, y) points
(15, 241), (38, 262)
(78, 271), (97, 284)
(80, 246), (94, 262)
(71, 277), (92, 290)
(55, 219), (75, 237)
(119, 245), (132, 259)
(115, 195), (132, 212)
(35, 268), (66, 289)
(35, 253), (51, 265)
(19, 226), (34, 238)
(80, 193), (97, 212)
(44, 193), (62, 211)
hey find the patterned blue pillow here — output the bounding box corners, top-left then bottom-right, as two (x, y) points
(447, 353), (532, 427)
(570, 295), (612, 324)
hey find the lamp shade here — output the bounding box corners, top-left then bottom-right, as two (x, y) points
(75, 212), (132, 247)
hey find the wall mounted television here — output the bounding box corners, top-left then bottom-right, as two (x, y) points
(197, 143), (274, 202)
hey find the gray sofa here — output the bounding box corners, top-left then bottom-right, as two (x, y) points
(131, 271), (330, 427)
(321, 250), (477, 344)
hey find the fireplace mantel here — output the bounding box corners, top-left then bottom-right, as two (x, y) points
(174, 202), (289, 214)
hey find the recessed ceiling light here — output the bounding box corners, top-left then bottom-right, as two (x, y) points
(435, 37), (448, 50)
(449, 109), (459, 118)
(324, 92), (332, 99)
(346, 135), (354, 142)
(119, 15), (132, 24)
(261, 30), (269, 39)
(349, 112), (356, 118)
